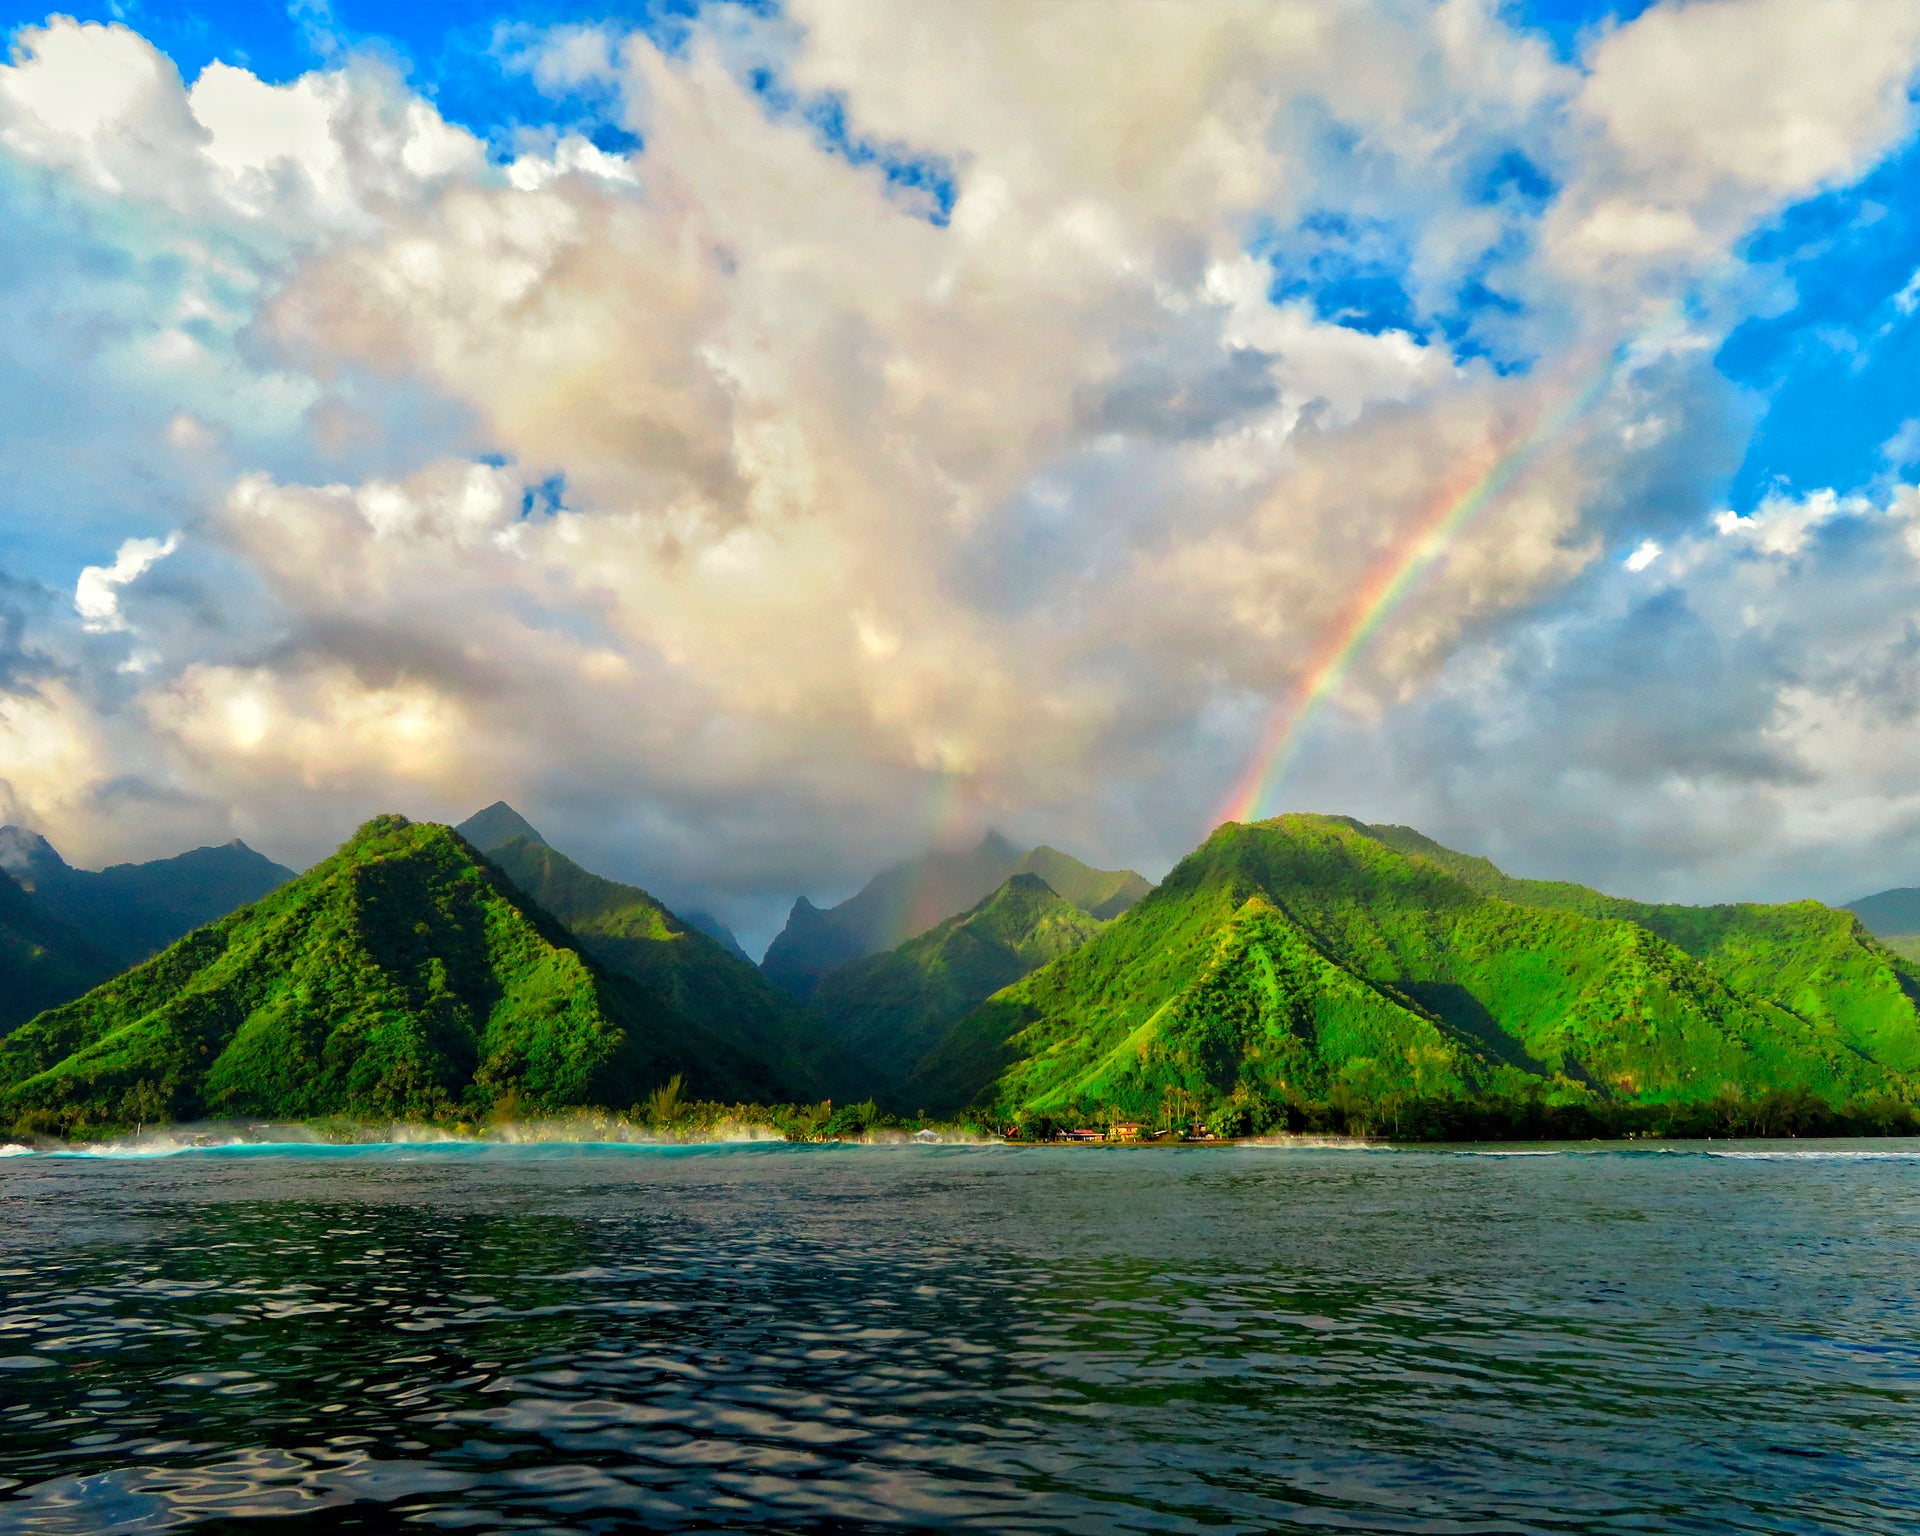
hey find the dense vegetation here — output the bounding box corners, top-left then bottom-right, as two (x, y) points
(0, 817), (777, 1136)
(9, 807), (1920, 1143)
(810, 873), (1107, 1100)
(910, 815), (1920, 1131)
(479, 833), (860, 1098)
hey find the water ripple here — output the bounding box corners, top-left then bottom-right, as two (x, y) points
(0, 1143), (1916, 1532)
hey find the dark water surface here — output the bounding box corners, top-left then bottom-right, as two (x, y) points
(1, 1139), (1917, 1534)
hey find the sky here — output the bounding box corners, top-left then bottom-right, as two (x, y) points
(5, 0), (1920, 951)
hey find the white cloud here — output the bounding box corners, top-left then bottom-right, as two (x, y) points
(5, 0), (1920, 918)
(73, 532), (180, 634)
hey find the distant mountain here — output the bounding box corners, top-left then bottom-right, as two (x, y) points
(1844, 887), (1920, 960)
(478, 832), (856, 1099)
(1016, 848), (1154, 920)
(0, 816), (778, 1136)
(455, 801), (549, 852)
(680, 910), (751, 962)
(761, 832), (1151, 999)
(908, 814), (1920, 1122)
(0, 827), (294, 967)
(810, 873), (1106, 1101)
(0, 867), (118, 1034)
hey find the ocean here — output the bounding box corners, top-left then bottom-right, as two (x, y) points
(1, 1138), (1916, 1533)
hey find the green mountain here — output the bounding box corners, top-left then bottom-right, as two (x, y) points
(809, 873), (1108, 1098)
(909, 814), (1920, 1126)
(761, 832), (1151, 999)
(474, 831), (856, 1098)
(0, 826), (294, 966)
(455, 800), (548, 852)
(0, 816), (778, 1136)
(0, 867), (119, 1034)
(1016, 848), (1153, 920)
(1844, 886), (1920, 962)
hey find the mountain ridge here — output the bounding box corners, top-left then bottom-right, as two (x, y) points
(761, 832), (1151, 999)
(809, 872), (1108, 1101)
(906, 814), (1920, 1127)
(0, 815), (777, 1136)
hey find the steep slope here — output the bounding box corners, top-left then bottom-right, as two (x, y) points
(479, 834), (854, 1098)
(454, 801), (549, 851)
(761, 831), (1151, 999)
(1364, 823), (1920, 1076)
(681, 910), (751, 961)
(809, 874), (1107, 1097)
(0, 817), (777, 1136)
(1012, 847), (1153, 920)
(911, 815), (1919, 1120)
(0, 867), (119, 1034)
(0, 828), (295, 966)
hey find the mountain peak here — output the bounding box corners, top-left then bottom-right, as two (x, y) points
(456, 801), (549, 853)
(0, 826), (70, 889)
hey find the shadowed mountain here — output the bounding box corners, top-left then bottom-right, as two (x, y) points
(809, 873), (1108, 1101)
(1844, 886), (1920, 962)
(761, 832), (1151, 1000)
(0, 816), (777, 1137)
(455, 801), (548, 852)
(680, 910), (752, 962)
(457, 805), (854, 1097)
(0, 867), (120, 1035)
(0, 827), (294, 968)
(908, 815), (1920, 1122)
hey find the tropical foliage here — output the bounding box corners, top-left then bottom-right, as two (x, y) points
(0, 817), (777, 1136)
(910, 815), (1920, 1128)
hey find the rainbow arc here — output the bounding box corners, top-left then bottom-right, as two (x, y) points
(1216, 352), (1624, 827)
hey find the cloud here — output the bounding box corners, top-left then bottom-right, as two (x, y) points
(4, 0), (1920, 936)
(74, 533), (181, 634)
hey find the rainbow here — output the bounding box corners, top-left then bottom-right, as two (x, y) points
(1215, 351), (1624, 827)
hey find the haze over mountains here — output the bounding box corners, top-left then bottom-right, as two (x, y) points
(0, 830), (293, 1031)
(5, 800), (1920, 1138)
(761, 831), (1152, 999)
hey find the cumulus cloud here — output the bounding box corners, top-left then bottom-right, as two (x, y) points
(73, 533), (180, 634)
(3, 0), (1920, 937)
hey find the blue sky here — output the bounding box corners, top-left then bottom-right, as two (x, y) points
(4, 0), (1920, 943)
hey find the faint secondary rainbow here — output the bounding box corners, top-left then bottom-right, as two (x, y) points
(1216, 352), (1625, 827)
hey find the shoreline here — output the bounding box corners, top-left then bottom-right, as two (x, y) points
(7, 1122), (1920, 1159)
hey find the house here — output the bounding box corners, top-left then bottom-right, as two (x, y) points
(1109, 1123), (1145, 1141)
(1058, 1128), (1103, 1142)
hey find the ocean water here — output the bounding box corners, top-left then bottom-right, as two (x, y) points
(1, 1140), (1917, 1534)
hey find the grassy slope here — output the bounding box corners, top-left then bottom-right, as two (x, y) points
(1362, 822), (1920, 1075)
(0, 817), (776, 1135)
(809, 873), (1107, 1098)
(482, 835), (856, 1097)
(912, 815), (1917, 1117)
(0, 868), (119, 1034)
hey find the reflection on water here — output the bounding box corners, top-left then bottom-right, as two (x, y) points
(2, 1141), (1918, 1533)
